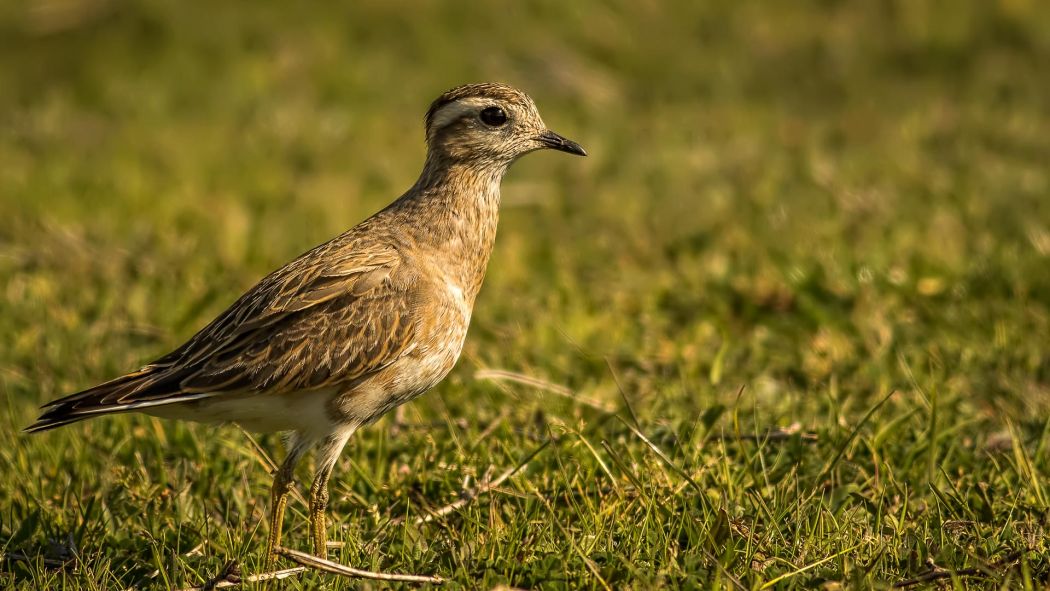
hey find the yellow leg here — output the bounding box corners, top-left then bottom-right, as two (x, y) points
(307, 428), (354, 558)
(309, 468), (333, 557)
(264, 468), (293, 570)
(263, 436), (309, 570)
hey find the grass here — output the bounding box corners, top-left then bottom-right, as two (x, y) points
(2, 0), (1049, 588)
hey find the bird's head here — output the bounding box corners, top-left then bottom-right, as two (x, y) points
(423, 83), (586, 169)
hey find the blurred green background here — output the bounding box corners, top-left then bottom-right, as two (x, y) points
(2, 0), (1049, 589)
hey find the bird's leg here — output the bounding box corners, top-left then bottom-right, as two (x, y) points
(264, 434), (310, 570)
(309, 464), (333, 556)
(307, 427), (354, 558)
(264, 469), (293, 569)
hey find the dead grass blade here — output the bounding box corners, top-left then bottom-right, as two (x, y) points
(276, 546), (444, 584)
(392, 438), (552, 526)
(174, 560), (307, 590)
(893, 551), (1024, 588)
(475, 369), (615, 414)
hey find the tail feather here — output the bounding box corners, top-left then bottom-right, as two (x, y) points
(25, 366), (208, 433)
(23, 416), (89, 433)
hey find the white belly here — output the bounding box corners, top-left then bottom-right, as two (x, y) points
(144, 387), (340, 437)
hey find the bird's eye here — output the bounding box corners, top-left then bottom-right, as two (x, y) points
(479, 106), (508, 127)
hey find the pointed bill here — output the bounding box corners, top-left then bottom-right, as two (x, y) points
(536, 130), (587, 156)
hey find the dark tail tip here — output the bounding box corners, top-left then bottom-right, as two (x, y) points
(23, 399), (96, 433)
(23, 413), (81, 434)
(23, 422), (49, 434)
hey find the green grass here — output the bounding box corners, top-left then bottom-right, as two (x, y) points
(2, 0), (1050, 588)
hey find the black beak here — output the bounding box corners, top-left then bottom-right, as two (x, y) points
(537, 130), (587, 156)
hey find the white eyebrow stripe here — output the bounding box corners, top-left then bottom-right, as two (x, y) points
(428, 97), (492, 135)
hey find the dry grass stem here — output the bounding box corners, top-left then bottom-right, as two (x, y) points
(275, 546), (444, 584)
(393, 463), (522, 526)
(174, 565), (308, 590)
(475, 369), (615, 414)
(893, 551), (1025, 588)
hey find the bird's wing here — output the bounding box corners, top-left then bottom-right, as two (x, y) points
(175, 252), (416, 394)
(157, 245), (406, 373)
(30, 240), (417, 427)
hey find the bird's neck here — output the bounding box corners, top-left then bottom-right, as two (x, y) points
(395, 156), (507, 299)
(416, 153), (509, 196)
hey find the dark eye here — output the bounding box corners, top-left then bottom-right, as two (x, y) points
(479, 106), (508, 127)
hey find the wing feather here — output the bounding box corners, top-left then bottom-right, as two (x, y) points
(27, 236), (417, 432)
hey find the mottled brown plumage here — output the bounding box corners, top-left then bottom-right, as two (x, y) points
(27, 82), (585, 567)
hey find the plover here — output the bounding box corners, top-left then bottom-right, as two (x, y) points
(26, 82), (586, 567)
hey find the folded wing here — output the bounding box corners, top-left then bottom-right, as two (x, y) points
(26, 239), (414, 432)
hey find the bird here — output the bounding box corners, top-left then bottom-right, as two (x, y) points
(25, 82), (586, 568)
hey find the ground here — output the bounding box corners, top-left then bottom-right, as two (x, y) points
(1, 0), (1049, 589)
